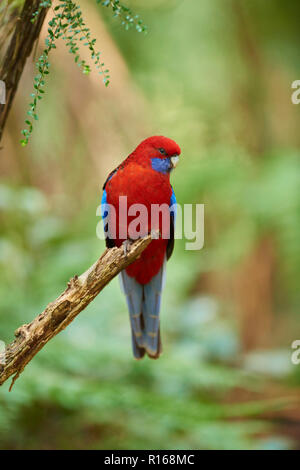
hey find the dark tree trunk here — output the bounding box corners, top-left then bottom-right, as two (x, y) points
(0, 0), (49, 143)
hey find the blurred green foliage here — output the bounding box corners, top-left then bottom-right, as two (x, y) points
(0, 0), (299, 450)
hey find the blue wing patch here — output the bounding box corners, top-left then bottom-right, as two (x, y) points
(101, 188), (108, 219)
(166, 186), (176, 260)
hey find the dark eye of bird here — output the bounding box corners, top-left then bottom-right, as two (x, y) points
(158, 148), (167, 155)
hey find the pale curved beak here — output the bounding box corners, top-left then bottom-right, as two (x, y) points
(170, 155), (179, 169)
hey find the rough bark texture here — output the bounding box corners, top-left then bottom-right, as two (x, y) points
(0, 235), (153, 390)
(0, 0), (49, 142)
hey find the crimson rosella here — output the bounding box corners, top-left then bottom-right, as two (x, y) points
(101, 136), (181, 359)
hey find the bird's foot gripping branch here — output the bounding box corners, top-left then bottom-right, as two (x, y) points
(0, 234), (154, 391)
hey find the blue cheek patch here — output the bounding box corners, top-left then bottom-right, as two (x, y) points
(151, 157), (171, 174)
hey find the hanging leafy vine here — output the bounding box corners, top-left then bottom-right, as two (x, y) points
(21, 0), (147, 146)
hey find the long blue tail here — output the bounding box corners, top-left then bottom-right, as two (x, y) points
(120, 261), (166, 359)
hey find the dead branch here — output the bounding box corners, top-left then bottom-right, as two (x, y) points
(0, 235), (153, 390)
(0, 0), (50, 142)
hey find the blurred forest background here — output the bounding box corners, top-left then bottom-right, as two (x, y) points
(0, 0), (300, 450)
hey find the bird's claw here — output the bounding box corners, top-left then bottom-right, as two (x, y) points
(150, 229), (160, 239)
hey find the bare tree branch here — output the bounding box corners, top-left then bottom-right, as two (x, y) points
(0, 235), (153, 390)
(0, 0), (50, 142)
